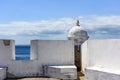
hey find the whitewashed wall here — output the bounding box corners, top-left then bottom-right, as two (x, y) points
(81, 39), (120, 73)
(30, 40), (38, 60)
(0, 39), (15, 66)
(33, 40), (74, 65)
(8, 60), (40, 77)
(0, 67), (6, 80)
(81, 40), (89, 73)
(0, 40), (74, 78)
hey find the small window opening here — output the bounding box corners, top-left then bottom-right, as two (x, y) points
(77, 45), (81, 52)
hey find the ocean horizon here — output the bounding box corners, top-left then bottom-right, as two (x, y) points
(15, 45), (30, 60)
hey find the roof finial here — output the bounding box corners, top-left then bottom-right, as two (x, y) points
(76, 20), (80, 26)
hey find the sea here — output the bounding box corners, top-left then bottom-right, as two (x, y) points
(15, 45), (30, 60)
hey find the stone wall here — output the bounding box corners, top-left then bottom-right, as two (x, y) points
(31, 40), (74, 65)
(81, 39), (120, 80)
(0, 39), (15, 65)
(0, 40), (75, 78)
(81, 39), (120, 73)
(0, 67), (6, 80)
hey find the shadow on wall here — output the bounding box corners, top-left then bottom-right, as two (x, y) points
(3, 40), (10, 46)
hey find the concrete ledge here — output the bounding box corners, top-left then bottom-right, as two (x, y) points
(85, 66), (120, 80)
(44, 65), (77, 80)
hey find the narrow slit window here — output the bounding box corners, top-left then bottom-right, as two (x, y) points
(77, 45), (81, 52)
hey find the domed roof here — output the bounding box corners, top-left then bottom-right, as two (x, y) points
(68, 20), (89, 45)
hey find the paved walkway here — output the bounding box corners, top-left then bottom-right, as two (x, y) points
(6, 72), (85, 80)
(7, 77), (84, 80)
(7, 78), (59, 80)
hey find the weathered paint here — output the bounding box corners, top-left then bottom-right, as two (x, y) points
(0, 67), (6, 80)
(44, 65), (77, 79)
(0, 40), (75, 78)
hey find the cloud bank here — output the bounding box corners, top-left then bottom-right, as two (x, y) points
(0, 15), (120, 44)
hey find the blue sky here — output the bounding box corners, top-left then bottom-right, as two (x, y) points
(0, 0), (120, 44)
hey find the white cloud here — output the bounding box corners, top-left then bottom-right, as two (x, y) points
(95, 31), (108, 34)
(78, 15), (120, 29)
(0, 15), (120, 44)
(0, 18), (75, 36)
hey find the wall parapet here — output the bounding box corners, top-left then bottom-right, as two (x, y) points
(81, 39), (120, 80)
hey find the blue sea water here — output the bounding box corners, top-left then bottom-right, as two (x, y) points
(15, 45), (30, 60)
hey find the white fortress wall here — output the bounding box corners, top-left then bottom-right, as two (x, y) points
(0, 39), (39, 77)
(0, 39), (15, 65)
(81, 40), (89, 73)
(82, 39), (120, 80)
(35, 40), (74, 65)
(8, 60), (39, 77)
(0, 40), (75, 78)
(81, 39), (120, 73)
(30, 40), (38, 60)
(30, 40), (75, 79)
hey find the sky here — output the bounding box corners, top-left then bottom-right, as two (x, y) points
(0, 0), (120, 45)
